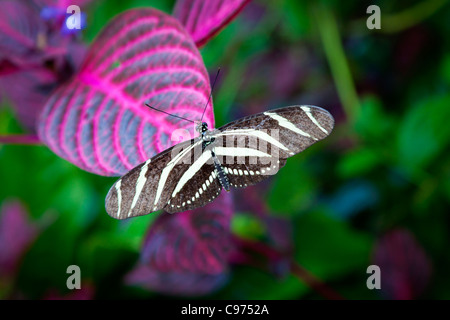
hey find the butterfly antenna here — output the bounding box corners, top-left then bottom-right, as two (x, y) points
(145, 104), (195, 123)
(201, 67), (221, 122)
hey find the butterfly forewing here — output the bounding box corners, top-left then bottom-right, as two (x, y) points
(213, 105), (334, 188)
(218, 105), (333, 155)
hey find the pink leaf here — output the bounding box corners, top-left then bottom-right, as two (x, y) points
(373, 228), (432, 300)
(126, 192), (233, 296)
(0, 200), (39, 278)
(38, 8), (214, 176)
(173, 0), (251, 47)
(126, 265), (228, 297)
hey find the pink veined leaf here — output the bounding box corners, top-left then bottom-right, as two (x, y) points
(0, 200), (39, 278)
(38, 8), (214, 176)
(126, 265), (228, 297)
(126, 192), (233, 296)
(373, 228), (432, 300)
(173, 0), (252, 47)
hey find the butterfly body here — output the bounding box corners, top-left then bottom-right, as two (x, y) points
(105, 105), (334, 219)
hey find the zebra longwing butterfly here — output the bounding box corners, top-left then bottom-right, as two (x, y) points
(105, 105), (334, 219)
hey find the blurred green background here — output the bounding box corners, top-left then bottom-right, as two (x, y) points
(1, 0), (450, 299)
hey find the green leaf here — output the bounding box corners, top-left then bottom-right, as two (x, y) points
(354, 95), (393, 142)
(397, 94), (450, 172)
(441, 54), (450, 86)
(215, 266), (310, 299)
(280, 0), (311, 40)
(231, 213), (266, 240)
(337, 148), (381, 178)
(294, 211), (372, 282)
(215, 211), (373, 299)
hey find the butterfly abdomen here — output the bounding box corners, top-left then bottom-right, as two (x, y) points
(211, 150), (230, 191)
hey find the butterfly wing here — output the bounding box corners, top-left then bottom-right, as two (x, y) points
(213, 105), (334, 188)
(105, 137), (224, 218)
(163, 157), (223, 214)
(106, 137), (200, 219)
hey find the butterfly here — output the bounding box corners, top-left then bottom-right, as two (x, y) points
(105, 104), (334, 219)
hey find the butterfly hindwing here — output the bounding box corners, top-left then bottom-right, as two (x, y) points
(164, 157), (222, 213)
(220, 160), (287, 188)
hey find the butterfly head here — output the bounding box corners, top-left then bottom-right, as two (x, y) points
(196, 121), (209, 134)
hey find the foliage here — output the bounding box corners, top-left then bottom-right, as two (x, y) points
(1, 0), (450, 299)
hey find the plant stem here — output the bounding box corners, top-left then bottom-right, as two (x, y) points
(289, 260), (344, 300)
(382, 0), (448, 33)
(0, 134), (42, 145)
(312, 2), (361, 123)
